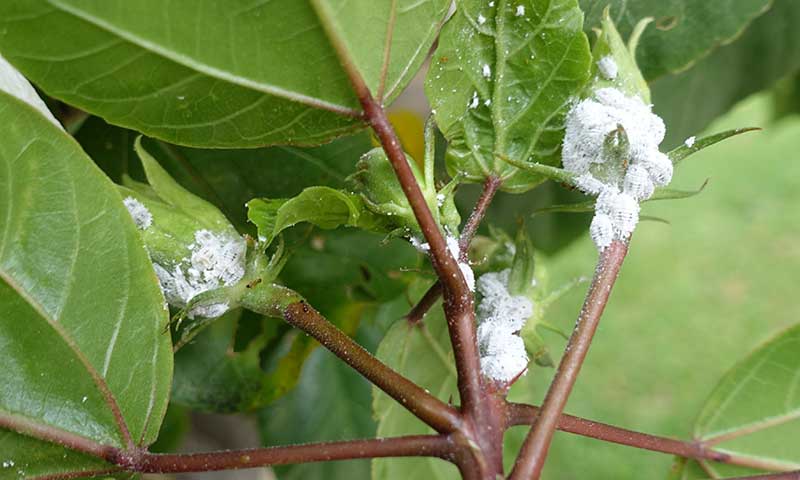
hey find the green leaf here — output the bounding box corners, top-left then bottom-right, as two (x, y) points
(507, 226), (536, 297)
(372, 300), (459, 480)
(281, 230), (419, 320)
(673, 323), (800, 478)
(171, 309), (314, 413)
(426, 0), (592, 193)
(0, 0), (447, 147)
(580, 0), (772, 80)
(259, 346), (376, 480)
(0, 82), (171, 473)
(652, 0), (800, 147)
(589, 9), (652, 102)
(247, 186), (385, 247)
(668, 128), (761, 165)
(75, 120), (373, 233)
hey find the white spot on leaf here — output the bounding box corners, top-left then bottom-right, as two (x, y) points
(122, 197), (153, 230)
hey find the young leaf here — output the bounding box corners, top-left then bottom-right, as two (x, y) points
(580, 0), (772, 80)
(426, 0), (592, 193)
(0, 83), (171, 473)
(668, 128), (760, 165)
(673, 323), (800, 478)
(247, 187), (384, 247)
(0, 0), (448, 147)
(372, 300), (459, 480)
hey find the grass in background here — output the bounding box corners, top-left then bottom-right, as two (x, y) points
(506, 93), (800, 479)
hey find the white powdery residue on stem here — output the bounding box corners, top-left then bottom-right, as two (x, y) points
(477, 14), (486, 25)
(123, 196), (153, 230)
(561, 87), (672, 250)
(410, 235), (474, 291)
(154, 229), (246, 318)
(597, 55), (618, 80)
(476, 269), (532, 382)
(684, 135), (696, 147)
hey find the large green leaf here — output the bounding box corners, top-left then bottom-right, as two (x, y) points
(426, 0), (592, 193)
(671, 323), (800, 478)
(259, 346), (376, 480)
(371, 299), (459, 480)
(580, 0), (771, 80)
(0, 74), (171, 475)
(0, 0), (448, 147)
(652, 0), (800, 147)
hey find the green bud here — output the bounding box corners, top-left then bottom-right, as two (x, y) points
(349, 147), (460, 234)
(591, 7), (653, 102)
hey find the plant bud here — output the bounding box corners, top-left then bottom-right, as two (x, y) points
(350, 147), (460, 234)
(120, 138), (246, 318)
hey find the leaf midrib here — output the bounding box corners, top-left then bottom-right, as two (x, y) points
(0, 249), (131, 449)
(46, 0), (362, 116)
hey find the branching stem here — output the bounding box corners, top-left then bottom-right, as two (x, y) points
(510, 240), (630, 479)
(407, 176), (502, 324)
(283, 301), (461, 433)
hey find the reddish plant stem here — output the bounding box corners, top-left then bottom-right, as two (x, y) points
(284, 301), (461, 433)
(129, 435), (454, 473)
(724, 473), (800, 479)
(313, 0), (483, 418)
(507, 403), (731, 463)
(407, 176), (502, 324)
(510, 240), (630, 480)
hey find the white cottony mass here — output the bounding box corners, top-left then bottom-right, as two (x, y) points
(476, 269), (532, 382)
(123, 197), (153, 231)
(152, 229), (246, 318)
(562, 87), (672, 250)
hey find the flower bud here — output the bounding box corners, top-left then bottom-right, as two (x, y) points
(350, 147), (460, 234)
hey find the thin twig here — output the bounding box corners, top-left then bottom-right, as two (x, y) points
(406, 176), (502, 323)
(510, 239), (630, 480)
(722, 472), (800, 480)
(130, 435), (454, 473)
(507, 403), (731, 463)
(284, 301), (461, 433)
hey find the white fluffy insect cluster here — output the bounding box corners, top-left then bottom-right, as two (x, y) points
(153, 229), (246, 318)
(476, 269), (532, 382)
(123, 196), (153, 230)
(410, 235), (475, 291)
(597, 55), (618, 80)
(562, 87), (672, 250)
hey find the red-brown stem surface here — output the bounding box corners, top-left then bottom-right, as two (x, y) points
(407, 176), (502, 324)
(724, 473), (800, 479)
(130, 435), (454, 473)
(284, 301), (461, 433)
(507, 403), (731, 463)
(510, 240), (630, 480)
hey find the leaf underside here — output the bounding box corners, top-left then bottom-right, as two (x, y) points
(0, 90), (172, 478)
(0, 0), (448, 148)
(672, 323), (800, 478)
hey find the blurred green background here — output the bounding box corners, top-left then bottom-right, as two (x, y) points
(506, 93), (800, 479)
